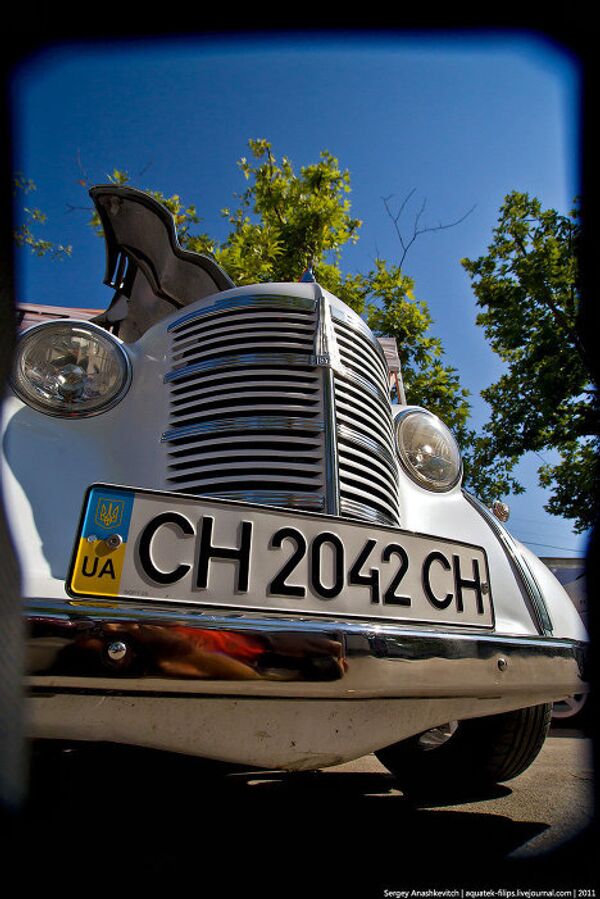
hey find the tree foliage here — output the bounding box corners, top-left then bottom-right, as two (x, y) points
(84, 140), (471, 439)
(461, 191), (598, 532)
(218, 139), (362, 286)
(16, 149), (595, 529)
(13, 175), (72, 259)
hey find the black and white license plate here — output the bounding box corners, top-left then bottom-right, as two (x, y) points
(68, 485), (494, 627)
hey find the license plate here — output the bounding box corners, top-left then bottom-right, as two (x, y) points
(67, 485), (494, 628)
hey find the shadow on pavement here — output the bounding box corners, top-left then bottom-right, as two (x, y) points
(19, 741), (596, 894)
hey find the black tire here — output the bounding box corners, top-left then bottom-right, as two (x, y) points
(375, 703), (552, 797)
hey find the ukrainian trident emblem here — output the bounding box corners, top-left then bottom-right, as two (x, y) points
(94, 497), (125, 530)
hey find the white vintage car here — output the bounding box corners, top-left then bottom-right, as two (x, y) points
(4, 185), (588, 797)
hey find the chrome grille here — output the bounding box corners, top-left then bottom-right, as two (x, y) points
(333, 314), (400, 526)
(163, 296), (327, 510)
(333, 318), (391, 387)
(161, 291), (400, 526)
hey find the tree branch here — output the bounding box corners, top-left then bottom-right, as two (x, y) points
(382, 191), (476, 269)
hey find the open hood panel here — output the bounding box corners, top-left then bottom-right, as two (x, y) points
(90, 184), (234, 340)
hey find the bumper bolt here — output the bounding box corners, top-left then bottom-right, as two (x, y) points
(107, 641), (128, 662)
(497, 658), (508, 672)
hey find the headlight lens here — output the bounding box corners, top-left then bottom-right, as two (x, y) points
(395, 408), (462, 491)
(11, 321), (131, 416)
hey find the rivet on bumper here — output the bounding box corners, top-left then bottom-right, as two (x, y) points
(107, 641), (128, 662)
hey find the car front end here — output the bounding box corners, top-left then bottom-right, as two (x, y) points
(3, 186), (588, 774)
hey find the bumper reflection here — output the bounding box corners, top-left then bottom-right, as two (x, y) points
(32, 620), (348, 682)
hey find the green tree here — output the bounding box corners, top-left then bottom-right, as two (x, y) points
(13, 174), (72, 259)
(217, 138), (362, 288)
(461, 191), (598, 533)
(20, 140), (472, 439)
(86, 141), (471, 437)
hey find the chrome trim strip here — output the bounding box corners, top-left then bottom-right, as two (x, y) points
(168, 294), (317, 332)
(463, 491), (553, 635)
(170, 400), (322, 426)
(330, 305), (389, 368)
(322, 368), (340, 515)
(335, 440), (397, 484)
(335, 364), (392, 409)
(25, 598), (587, 700)
(167, 435), (322, 458)
(170, 390), (321, 418)
(334, 330), (389, 384)
(337, 474), (399, 520)
(184, 490), (326, 510)
(167, 459), (322, 477)
(338, 496), (398, 527)
(170, 376), (321, 399)
(166, 474), (324, 490)
(334, 371), (393, 418)
(173, 315), (316, 344)
(337, 422), (398, 473)
(312, 288), (342, 517)
(165, 352), (315, 383)
(162, 415), (325, 443)
(336, 397), (395, 447)
(311, 289), (342, 373)
(172, 336), (315, 365)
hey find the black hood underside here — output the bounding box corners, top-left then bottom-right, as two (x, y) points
(89, 184), (234, 341)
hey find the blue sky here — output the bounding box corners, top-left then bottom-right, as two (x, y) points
(9, 30), (586, 557)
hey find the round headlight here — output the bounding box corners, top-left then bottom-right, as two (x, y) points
(11, 320), (131, 417)
(395, 408), (462, 491)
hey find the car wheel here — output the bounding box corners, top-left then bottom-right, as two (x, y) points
(551, 694), (588, 727)
(375, 703), (552, 797)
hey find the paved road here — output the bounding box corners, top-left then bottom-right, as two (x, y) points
(327, 728), (594, 858)
(22, 728), (596, 894)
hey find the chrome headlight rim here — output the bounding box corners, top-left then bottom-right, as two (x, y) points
(394, 406), (463, 492)
(10, 319), (132, 418)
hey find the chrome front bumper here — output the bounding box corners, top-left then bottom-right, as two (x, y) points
(27, 596), (588, 702)
(26, 597), (589, 766)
